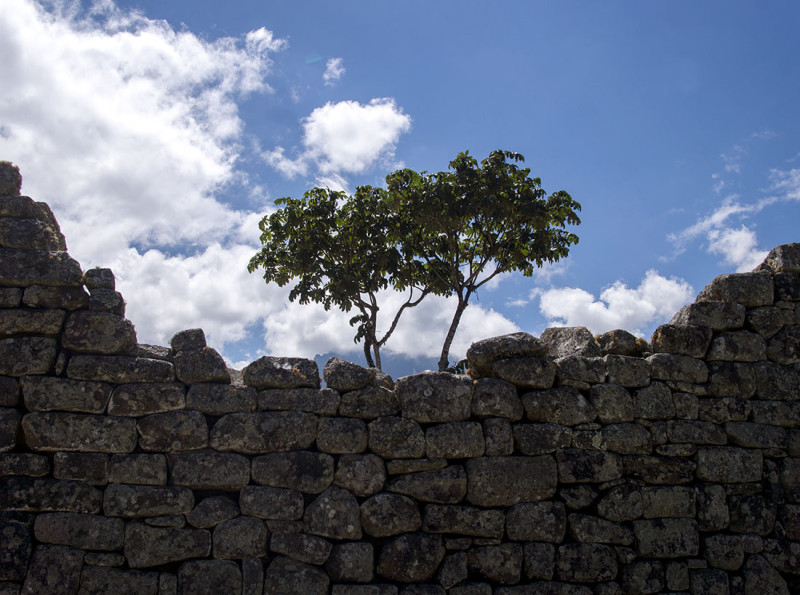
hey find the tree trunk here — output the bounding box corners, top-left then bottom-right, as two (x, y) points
(373, 344), (382, 372)
(438, 297), (468, 371)
(363, 341), (375, 368)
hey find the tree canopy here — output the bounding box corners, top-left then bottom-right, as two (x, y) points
(249, 149), (581, 371)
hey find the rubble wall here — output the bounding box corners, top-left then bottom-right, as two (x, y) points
(1, 170), (800, 593)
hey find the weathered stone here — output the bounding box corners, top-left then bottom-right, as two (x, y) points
(169, 450), (249, 490)
(599, 423), (652, 455)
(761, 243), (800, 273)
(634, 519), (700, 560)
(491, 357), (557, 389)
(87, 288), (125, 315)
(0, 286), (21, 307)
(466, 332), (548, 378)
(125, 523), (210, 568)
(326, 542), (374, 582)
(52, 452), (107, 485)
(729, 493), (776, 535)
(107, 454), (166, 485)
(541, 327), (602, 358)
(20, 376), (111, 413)
(368, 416), (425, 459)
(333, 453), (386, 497)
(755, 361), (800, 401)
(471, 378), (523, 420)
(703, 534), (743, 570)
(597, 484), (643, 522)
(178, 559), (242, 594)
(689, 569), (730, 594)
(23, 412), (136, 453)
(396, 372), (472, 423)
(169, 328), (206, 353)
(556, 543), (617, 582)
(426, 422), (484, 458)
(596, 329), (644, 356)
(438, 551), (469, 589)
(603, 355), (650, 388)
(693, 483), (730, 532)
(103, 484), (193, 517)
(304, 486), (362, 540)
(620, 560), (664, 594)
(0, 162), (22, 195)
(186, 496), (239, 528)
(263, 556), (329, 594)
(483, 417), (514, 456)
(0, 336), (57, 376)
(0, 248), (83, 287)
(560, 485), (598, 511)
(506, 501), (566, 542)
(324, 357), (374, 391)
(666, 420), (726, 444)
(270, 532), (332, 565)
(134, 343), (172, 361)
(21, 544), (84, 594)
(697, 270), (774, 306)
(743, 554), (791, 594)
(377, 533), (445, 583)
(467, 543), (523, 584)
(360, 493), (422, 537)
(726, 421), (786, 448)
(209, 411), (316, 454)
(512, 423), (571, 455)
(388, 465), (467, 504)
(137, 410), (207, 452)
(523, 543), (555, 580)
(66, 355), (175, 383)
(588, 383), (634, 423)
(22, 284), (89, 310)
(423, 505), (504, 539)
(185, 383), (257, 414)
(78, 566), (159, 595)
(173, 347), (230, 384)
(767, 325), (800, 364)
(239, 485), (303, 520)
(775, 271), (800, 301)
(568, 513), (633, 545)
(212, 516), (267, 559)
(0, 520), (31, 581)
(0, 308), (65, 337)
(339, 385), (400, 418)
(747, 305), (793, 338)
(647, 353), (707, 383)
(522, 386), (596, 426)
(242, 356), (319, 389)
(762, 538), (800, 575)
(0, 452), (49, 477)
(651, 324), (712, 357)
(641, 486), (695, 518)
(61, 311), (136, 355)
(708, 330), (767, 362)
(33, 512), (123, 551)
(556, 449), (621, 483)
(0, 376), (18, 407)
(706, 361), (757, 399)
(622, 455), (695, 484)
(0, 408), (19, 452)
(698, 396), (751, 423)
(696, 446), (763, 482)
(555, 355), (605, 388)
(107, 382), (185, 416)
(257, 387), (339, 415)
(252, 451), (334, 493)
(317, 416), (368, 454)
(467, 456), (556, 506)
(752, 400), (800, 427)
(634, 382), (675, 419)
(0, 477), (101, 513)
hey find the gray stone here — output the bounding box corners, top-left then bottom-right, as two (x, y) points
(87, 288), (125, 315)
(651, 324), (712, 357)
(0, 453), (49, 477)
(0, 477), (101, 513)
(729, 493), (776, 535)
(61, 311), (137, 355)
(620, 560), (664, 594)
(377, 533), (445, 583)
(173, 347), (230, 384)
(556, 543), (617, 582)
(596, 329), (645, 356)
(212, 516), (267, 559)
(466, 332), (548, 377)
(360, 493), (422, 537)
(540, 327), (602, 358)
(108, 454), (166, 485)
(471, 378), (523, 420)
(125, 523), (210, 568)
(137, 410), (208, 452)
(185, 383), (257, 414)
(103, 484), (193, 517)
(324, 357), (374, 391)
(264, 556), (329, 594)
(697, 270), (774, 307)
(368, 416), (425, 459)
(491, 357), (557, 389)
(0, 248), (83, 287)
(326, 542), (374, 582)
(78, 566), (159, 595)
(33, 512), (123, 551)
(0, 286), (22, 307)
(304, 486), (362, 540)
(556, 449), (621, 483)
(752, 400), (800, 427)
(761, 243), (800, 273)
(755, 361), (800, 401)
(512, 423), (571, 455)
(426, 422), (484, 458)
(83, 267), (115, 291)
(483, 417), (514, 456)
(767, 325), (800, 364)
(467, 456), (556, 506)
(438, 551), (469, 589)
(0, 376), (18, 407)
(555, 355), (605, 387)
(0, 408), (19, 452)
(597, 484), (643, 522)
(743, 554), (790, 594)
(0, 309), (65, 336)
(696, 446), (763, 482)
(21, 544), (84, 594)
(387, 465), (467, 504)
(66, 355), (175, 383)
(725, 421), (786, 448)
(695, 483), (730, 531)
(21, 376), (111, 413)
(762, 538), (800, 575)
(22, 284), (89, 310)
(704, 534), (744, 570)
(251, 451), (334, 493)
(641, 486), (695, 518)
(689, 569), (730, 595)
(634, 381), (675, 419)
(0, 162), (22, 195)
(242, 557), (264, 595)
(209, 411), (317, 453)
(239, 485), (303, 520)
(747, 306), (793, 338)
(0, 520), (31, 581)
(699, 396), (751, 423)
(666, 420), (726, 444)
(647, 353), (707, 383)
(567, 513), (633, 545)
(169, 450), (250, 490)
(467, 543), (523, 584)
(53, 452), (108, 485)
(339, 385), (400, 418)
(242, 356), (319, 389)
(23, 412), (136, 453)
(523, 543), (555, 580)
(186, 496), (239, 528)
(708, 330), (767, 362)
(269, 532), (332, 565)
(522, 386), (596, 425)
(589, 383), (634, 423)
(560, 485), (598, 510)
(317, 417), (368, 453)
(506, 501), (566, 542)
(775, 271), (800, 300)
(603, 355), (650, 388)
(333, 453), (386, 497)
(0, 337), (57, 376)
(622, 455), (696, 484)
(169, 328), (206, 352)
(601, 423), (653, 454)
(396, 372), (473, 422)
(257, 387), (339, 415)
(423, 505), (504, 538)
(177, 559), (241, 595)
(107, 382), (185, 416)
(633, 519), (699, 558)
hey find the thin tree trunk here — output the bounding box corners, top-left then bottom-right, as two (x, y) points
(373, 344), (382, 371)
(363, 340), (375, 368)
(438, 296), (469, 371)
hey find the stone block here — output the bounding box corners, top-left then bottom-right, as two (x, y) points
(425, 422), (484, 458)
(541, 327), (602, 358)
(513, 423), (571, 455)
(0, 336), (57, 376)
(747, 306), (793, 338)
(620, 560), (664, 594)
(185, 383), (257, 414)
(438, 551), (469, 589)
(622, 455), (695, 485)
(0, 476), (101, 513)
(239, 485), (304, 520)
(767, 325), (800, 364)
(743, 554), (791, 594)
(556, 543), (617, 582)
(0, 408), (19, 452)
(21, 376), (111, 413)
(0, 308), (65, 337)
(762, 243), (800, 273)
(387, 465), (466, 504)
(125, 523), (211, 568)
(597, 484), (643, 522)
(209, 411), (316, 454)
(603, 355), (650, 388)
(467, 543), (523, 584)
(326, 542), (374, 582)
(755, 361), (800, 401)
(634, 382), (676, 419)
(107, 382), (185, 416)
(483, 417), (514, 456)
(729, 493), (777, 535)
(22, 284), (89, 309)
(491, 357), (557, 389)
(0, 452), (49, 477)
(137, 410), (208, 452)
(61, 310), (137, 355)
(186, 496), (239, 529)
(376, 533), (445, 583)
(317, 416), (368, 453)
(423, 505), (504, 538)
(596, 328), (644, 356)
(23, 411), (136, 453)
(303, 486), (362, 540)
(173, 347), (230, 384)
(0, 248), (83, 287)
(522, 386), (596, 425)
(21, 545), (84, 594)
(704, 534), (744, 570)
(589, 383), (634, 423)
(696, 270), (774, 307)
(323, 357), (374, 391)
(725, 421), (786, 448)
(169, 328), (206, 352)
(556, 449), (621, 484)
(568, 513), (634, 545)
(633, 518), (699, 558)
(751, 400), (800, 428)
(471, 378), (523, 420)
(368, 416), (425, 459)
(66, 355), (175, 383)
(506, 501), (566, 542)
(651, 324), (712, 357)
(641, 486), (695, 518)
(251, 451), (333, 493)
(466, 332), (547, 378)
(103, 484), (193, 518)
(601, 423), (653, 454)
(78, 566), (159, 595)
(396, 372), (473, 423)
(523, 543), (555, 580)
(467, 456), (556, 506)
(360, 493), (422, 537)
(666, 420), (726, 445)
(212, 516), (267, 559)
(53, 452), (108, 485)
(270, 532), (332, 565)
(708, 330), (767, 362)
(108, 454), (167, 485)
(258, 387), (339, 415)
(264, 556), (329, 594)
(33, 512), (124, 551)
(338, 385), (400, 418)
(555, 355), (605, 386)
(333, 453), (386, 497)
(169, 450), (250, 490)
(0, 520), (31, 581)
(696, 446), (763, 483)
(242, 356), (319, 389)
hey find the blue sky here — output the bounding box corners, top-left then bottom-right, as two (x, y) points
(2, 0), (799, 376)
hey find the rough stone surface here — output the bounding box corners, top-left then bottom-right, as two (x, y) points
(396, 372), (473, 422)
(124, 523), (211, 568)
(304, 486), (362, 540)
(173, 347), (230, 384)
(23, 412), (136, 453)
(103, 484), (193, 517)
(360, 493), (422, 537)
(264, 556), (329, 594)
(377, 533), (445, 583)
(212, 515), (267, 559)
(21, 376), (111, 413)
(242, 356), (319, 389)
(596, 329), (645, 356)
(137, 410), (208, 452)
(466, 332), (548, 378)
(107, 382), (185, 416)
(239, 485), (303, 520)
(270, 532), (332, 565)
(333, 453), (386, 497)
(61, 310), (137, 355)
(467, 456), (557, 506)
(209, 411), (316, 453)
(251, 451), (334, 493)
(339, 385), (400, 418)
(169, 450), (250, 490)
(387, 465), (467, 504)
(0, 161), (22, 195)
(491, 356), (557, 389)
(324, 356), (374, 391)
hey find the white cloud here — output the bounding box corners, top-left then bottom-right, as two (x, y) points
(323, 57), (345, 85)
(538, 270), (694, 336)
(265, 98), (411, 181)
(707, 226), (768, 272)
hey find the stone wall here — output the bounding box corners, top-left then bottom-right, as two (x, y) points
(1, 163), (799, 593)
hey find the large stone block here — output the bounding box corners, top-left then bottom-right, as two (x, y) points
(333, 453), (386, 497)
(61, 310), (137, 355)
(0, 336), (57, 376)
(368, 416), (425, 459)
(108, 382), (185, 416)
(471, 378), (523, 420)
(303, 486), (362, 540)
(651, 324), (712, 358)
(767, 325), (800, 364)
(251, 451), (334, 493)
(186, 383), (257, 414)
(108, 454), (167, 485)
(567, 513), (634, 545)
(647, 353), (707, 384)
(512, 423), (572, 456)
(317, 416), (368, 454)
(376, 533), (445, 583)
(522, 386), (597, 426)
(708, 330), (767, 362)
(186, 496), (239, 529)
(21, 375), (111, 413)
(325, 542), (374, 583)
(0, 452), (49, 477)
(137, 410), (208, 452)
(467, 456), (556, 506)
(707, 361), (757, 398)
(323, 357), (374, 391)
(360, 493), (422, 537)
(0, 477), (102, 513)
(541, 327), (602, 358)
(506, 501), (566, 542)
(0, 520), (31, 581)
(78, 566), (159, 595)
(213, 516), (268, 559)
(761, 243), (800, 273)
(21, 544), (84, 594)
(634, 518), (699, 558)
(257, 387), (339, 415)
(467, 543), (523, 584)
(697, 270), (774, 307)
(425, 422), (485, 459)
(209, 411), (317, 454)
(0, 308), (65, 337)
(556, 543), (617, 582)
(124, 523), (211, 568)
(466, 332), (548, 378)
(0, 247), (83, 287)
(270, 532), (333, 565)
(103, 484), (193, 517)
(696, 446), (763, 483)
(22, 284), (90, 309)
(33, 512), (124, 550)
(423, 505), (504, 538)
(53, 452), (108, 485)
(66, 355), (175, 383)
(23, 411), (136, 453)
(0, 217), (65, 250)
(242, 356), (319, 389)
(603, 355), (651, 388)
(239, 485), (304, 520)
(387, 465), (467, 504)
(589, 383), (634, 423)
(173, 347), (230, 384)
(264, 556), (329, 595)
(169, 450), (250, 490)
(338, 385), (400, 419)
(491, 357), (557, 389)
(396, 372), (473, 423)
(556, 449), (621, 484)
(623, 455), (696, 485)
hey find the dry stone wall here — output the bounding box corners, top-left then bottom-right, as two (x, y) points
(1, 162), (800, 594)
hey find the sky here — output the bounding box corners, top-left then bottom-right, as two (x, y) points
(2, 0), (799, 377)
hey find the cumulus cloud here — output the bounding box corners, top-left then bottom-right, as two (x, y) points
(265, 98), (411, 183)
(707, 226), (768, 272)
(537, 270), (694, 336)
(323, 57), (345, 85)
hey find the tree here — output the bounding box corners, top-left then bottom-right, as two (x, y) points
(247, 185), (436, 371)
(385, 149), (581, 371)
